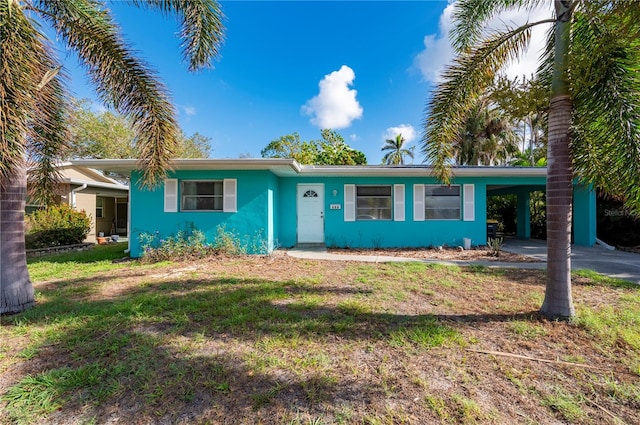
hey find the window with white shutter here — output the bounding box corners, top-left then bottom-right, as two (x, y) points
(344, 184), (355, 222)
(223, 179), (237, 212)
(394, 184), (405, 221)
(413, 184), (425, 221)
(164, 179), (178, 212)
(463, 184), (475, 221)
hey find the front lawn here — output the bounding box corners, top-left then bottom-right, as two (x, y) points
(0, 247), (638, 424)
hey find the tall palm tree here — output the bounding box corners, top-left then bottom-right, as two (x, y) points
(1, 0), (225, 314)
(382, 134), (415, 165)
(422, 0), (640, 319)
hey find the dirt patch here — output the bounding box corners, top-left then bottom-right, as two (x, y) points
(328, 246), (541, 262)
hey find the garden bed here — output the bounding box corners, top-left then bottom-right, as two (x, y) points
(25, 242), (94, 258)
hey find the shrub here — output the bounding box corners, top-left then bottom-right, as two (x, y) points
(487, 237), (503, 257)
(138, 223), (249, 263)
(25, 204), (91, 249)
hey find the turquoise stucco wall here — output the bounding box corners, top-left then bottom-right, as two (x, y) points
(573, 184), (596, 246)
(129, 170), (274, 257)
(516, 189), (531, 239)
(129, 170), (596, 256)
(266, 172), (279, 251)
(278, 176), (489, 249)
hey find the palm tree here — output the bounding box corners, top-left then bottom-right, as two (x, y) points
(422, 1), (640, 319)
(382, 134), (415, 165)
(454, 96), (518, 166)
(1, 0), (224, 314)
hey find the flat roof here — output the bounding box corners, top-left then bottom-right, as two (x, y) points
(70, 159), (547, 178)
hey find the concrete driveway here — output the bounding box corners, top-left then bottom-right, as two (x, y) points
(502, 238), (640, 284)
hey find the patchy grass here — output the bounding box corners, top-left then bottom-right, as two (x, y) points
(507, 320), (548, 340)
(541, 388), (587, 423)
(27, 243), (134, 281)
(0, 252), (638, 424)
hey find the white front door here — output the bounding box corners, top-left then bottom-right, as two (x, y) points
(297, 184), (325, 243)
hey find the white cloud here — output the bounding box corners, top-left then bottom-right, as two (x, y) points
(349, 133), (359, 142)
(302, 65), (363, 129)
(182, 105), (197, 116)
(413, 2), (553, 83)
(383, 124), (417, 145)
(412, 2), (456, 84)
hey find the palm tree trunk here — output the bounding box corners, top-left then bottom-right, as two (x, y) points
(540, 0), (575, 320)
(0, 166), (35, 315)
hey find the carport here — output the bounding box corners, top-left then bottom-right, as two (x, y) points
(485, 170), (596, 247)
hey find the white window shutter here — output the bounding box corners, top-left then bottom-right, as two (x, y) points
(463, 184), (475, 221)
(344, 184), (355, 222)
(164, 179), (178, 212)
(394, 184), (405, 221)
(413, 184), (425, 221)
(223, 179), (237, 212)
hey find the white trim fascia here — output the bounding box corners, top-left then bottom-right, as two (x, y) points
(70, 158), (303, 176)
(62, 178), (129, 191)
(297, 166), (547, 178)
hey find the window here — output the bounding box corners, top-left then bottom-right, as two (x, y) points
(424, 185), (460, 220)
(356, 185), (392, 220)
(96, 197), (104, 218)
(181, 181), (223, 211)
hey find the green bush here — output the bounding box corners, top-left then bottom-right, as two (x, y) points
(25, 204), (91, 249)
(139, 225), (210, 263)
(138, 223), (254, 263)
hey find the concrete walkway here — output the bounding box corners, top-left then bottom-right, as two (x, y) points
(501, 238), (640, 284)
(286, 239), (640, 284)
(286, 246), (546, 270)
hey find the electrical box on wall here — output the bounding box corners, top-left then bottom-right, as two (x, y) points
(330, 204), (341, 210)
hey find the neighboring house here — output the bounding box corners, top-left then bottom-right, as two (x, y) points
(28, 163), (129, 242)
(71, 159), (596, 257)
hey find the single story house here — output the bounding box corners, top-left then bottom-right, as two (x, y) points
(28, 163), (129, 242)
(71, 159), (596, 257)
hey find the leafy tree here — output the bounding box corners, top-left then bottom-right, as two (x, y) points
(68, 100), (211, 160)
(1, 0), (224, 314)
(261, 130), (367, 165)
(381, 134), (414, 165)
(315, 129), (367, 165)
(175, 132), (212, 159)
(68, 99), (137, 159)
(422, 0), (640, 319)
(260, 133), (319, 164)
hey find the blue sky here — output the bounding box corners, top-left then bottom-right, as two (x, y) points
(61, 1), (549, 163)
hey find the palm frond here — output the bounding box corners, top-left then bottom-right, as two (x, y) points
(27, 65), (70, 206)
(451, 0), (550, 52)
(423, 24), (533, 182)
(128, 0), (225, 71)
(570, 10), (640, 214)
(0, 1), (65, 188)
(34, 0), (178, 187)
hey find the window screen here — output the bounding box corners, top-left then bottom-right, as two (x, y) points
(424, 185), (460, 220)
(356, 186), (392, 220)
(181, 181), (224, 211)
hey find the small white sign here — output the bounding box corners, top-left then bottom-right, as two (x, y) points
(330, 204), (341, 210)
